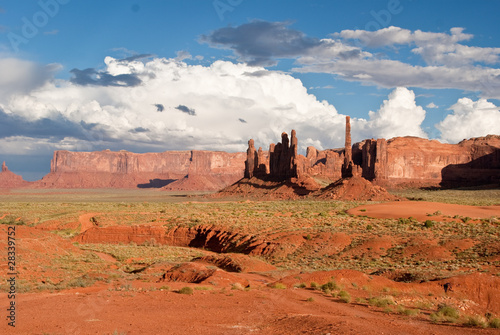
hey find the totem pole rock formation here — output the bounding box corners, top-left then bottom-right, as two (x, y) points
(341, 116), (354, 178)
(2, 161), (7, 172)
(257, 147), (267, 175)
(244, 139), (258, 178)
(244, 130), (299, 180)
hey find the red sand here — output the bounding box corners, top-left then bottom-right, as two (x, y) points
(2, 282), (498, 335)
(348, 201), (500, 222)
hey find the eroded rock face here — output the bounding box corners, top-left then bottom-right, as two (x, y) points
(245, 130), (300, 180)
(243, 126), (499, 189)
(368, 136), (500, 188)
(0, 161), (31, 188)
(34, 150), (245, 190)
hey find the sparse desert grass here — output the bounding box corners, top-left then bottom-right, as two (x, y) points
(178, 286), (194, 295)
(0, 215), (28, 226)
(1, 189), (498, 297)
(430, 305), (460, 323)
(271, 283), (287, 289)
(337, 290), (351, 303)
(195, 286), (213, 291)
(463, 315), (488, 328)
(321, 280), (340, 292)
(368, 296), (396, 308)
(489, 317), (500, 328)
(392, 188), (500, 206)
(79, 243), (204, 263)
(396, 306), (419, 316)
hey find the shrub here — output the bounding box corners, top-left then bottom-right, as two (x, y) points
(196, 286), (213, 291)
(431, 305), (460, 323)
(464, 315), (487, 328)
(272, 283), (287, 289)
(306, 297), (314, 302)
(338, 290), (351, 303)
(0, 215), (27, 226)
(489, 318), (500, 328)
(424, 220), (435, 228)
(310, 282), (318, 289)
(404, 309), (419, 316)
(397, 306), (419, 316)
(368, 296), (395, 308)
(438, 305), (460, 319)
(178, 287), (193, 295)
(321, 281), (339, 292)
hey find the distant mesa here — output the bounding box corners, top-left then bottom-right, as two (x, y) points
(0, 161), (31, 188)
(29, 150), (245, 191)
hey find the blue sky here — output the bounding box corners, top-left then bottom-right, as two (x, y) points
(1, 0), (500, 180)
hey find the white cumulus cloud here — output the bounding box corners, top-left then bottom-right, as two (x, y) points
(354, 87), (427, 140)
(426, 102), (438, 108)
(0, 57), (347, 155)
(436, 98), (500, 143)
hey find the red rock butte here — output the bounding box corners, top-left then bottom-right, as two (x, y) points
(0, 161), (30, 188)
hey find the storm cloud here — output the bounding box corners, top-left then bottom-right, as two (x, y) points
(70, 68), (142, 87)
(175, 105), (196, 116)
(201, 20), (321, 66)
(154, 104), (165, 112)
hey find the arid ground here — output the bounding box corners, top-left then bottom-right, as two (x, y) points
(1, 188), (499, 334)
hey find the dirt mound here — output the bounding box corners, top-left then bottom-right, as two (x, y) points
(194, 253), (277, 273)
(163, 173), (241, 191)
(214, 176), (321, 199)
(314, 176), (401, 201)
(216, 175), (399, 201)
(161, 262), (217, 283)
(159, 262), (250, 287)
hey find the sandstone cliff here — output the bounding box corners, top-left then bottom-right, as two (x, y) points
(359, 135), (500, 188)
(243, 128), (500, 189)
(34, 150), (245, 190)
(0, 161), (31, 188)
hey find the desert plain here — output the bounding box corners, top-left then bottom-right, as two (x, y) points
(1, 186), (499, 335)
